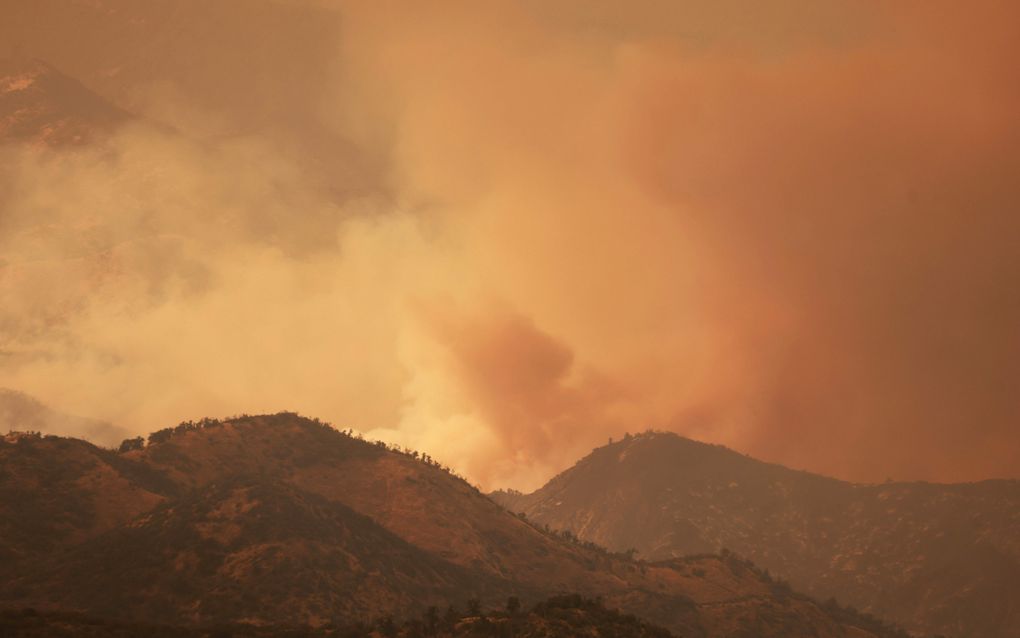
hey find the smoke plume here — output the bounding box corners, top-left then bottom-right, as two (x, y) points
(1, 0), (1018, 489)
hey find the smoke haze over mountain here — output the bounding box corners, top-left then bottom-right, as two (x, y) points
(1, 0), (1018, 490)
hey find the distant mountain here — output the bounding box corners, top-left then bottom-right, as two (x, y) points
(0, 2), (381, 194)
(0, 389), (129, 447)
(0, 59), (130, 147)
(0, 1), (340, 134)
(0, 414), (907, 637)
(491, 431), (1020, 638)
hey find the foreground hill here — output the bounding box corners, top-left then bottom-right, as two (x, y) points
(0, 595), (674, 637)
(1, 414), (906, 637)
(492, 431), (1020, 638)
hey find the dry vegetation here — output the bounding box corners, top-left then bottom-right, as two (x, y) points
(2, 414), (912, 637)
(493, 431), (1020, 638)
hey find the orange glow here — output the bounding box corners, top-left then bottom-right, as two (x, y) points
(1, 0), (1018, 490)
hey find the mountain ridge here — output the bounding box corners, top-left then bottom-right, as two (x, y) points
(491, 430), (1020, 638)
(0, 389), (130, 449)
(0, 58), (131, 147)
(0, 414), (909, 637)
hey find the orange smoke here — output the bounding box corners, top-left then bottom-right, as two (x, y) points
(1, 0), (1018, 489)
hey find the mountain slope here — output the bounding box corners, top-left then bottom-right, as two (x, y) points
(492, 431), (1020, 638)
(0, 431), (169, 573)
(0, 414), (906, 637)
(0, 389), (130, 448)
(0, 59), (130, 147)
(13, 479), (503, 627)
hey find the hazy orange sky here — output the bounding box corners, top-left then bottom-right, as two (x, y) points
(1, 0), (1018, 490)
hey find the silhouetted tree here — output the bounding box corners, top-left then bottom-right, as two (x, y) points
(117, 437), (144, 453)
(506, 596), (521, 615)
(423, 605), (439, 632)
(442, 605), (459, 629)
(147, 428), (173, 445)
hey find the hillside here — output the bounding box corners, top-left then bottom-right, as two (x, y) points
(0, 59), (130, 147)
(492, 431), (1020, 638)
(0, 2), (378, 191)
(0, 430), (168, 574)
(0, 595), (676, 637)
(0, 414), (906, 637)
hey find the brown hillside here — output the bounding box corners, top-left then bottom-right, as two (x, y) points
(492, 431), (1020, 638)
(0, 59), (130, 147)
(1, 415), (907, 637)
(0, 432), (167, 571)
